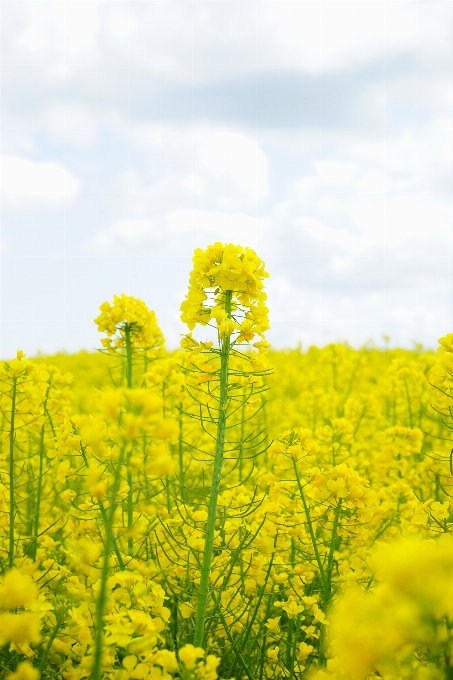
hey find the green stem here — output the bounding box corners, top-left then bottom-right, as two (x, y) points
(171, 594), (178, 651)
(193, 290), (232, 647)
(404, 378), (414, 428)
(288, 614), (300, 680)
(127, 452), (134, 556)
(326, 502), (341, 595)
(99, 502), (125, 570)
(239, 389), (246, 482)
(288, 617), (294, 669)
(124, 324), (134, 556)
(124, 324), (133, 389)
(32, 386), (50, 561)
(178, 409), (185, 502)
(292, 459), (328, 602)
(92, 449), (124, 680)
(38, 609), (65, 672)
(9, 377), (17, 570)
(79, 445), (125, 569)
(258, 634), (268, 680)
(228, 553), (274, 676)
(319, 625), (326, 669)
(318, 503), (341, 668)
(211, 591), (254, 680)
(32, 424), (45, 561)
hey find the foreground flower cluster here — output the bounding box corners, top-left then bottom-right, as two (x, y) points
(1, 243), (452, 680)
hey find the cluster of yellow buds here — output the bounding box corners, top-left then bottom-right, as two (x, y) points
(114, 644), (220, 680)
(95, 294), (164, 355)
(269, 428), (319, 473)
(328, 537), (453, 680)
(180, 242), (269, 347)
(429, 332), (453, 412)
(410, 498), (451, 535)
(0, 570), (41, 660)
(307, 464), (376, 510)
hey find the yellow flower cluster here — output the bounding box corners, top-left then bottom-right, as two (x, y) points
(95, 294), (164, 358)
(3, 243), (453, 680)
(325, 537), (453, 680)
(0, 570), (42, 656)
(180, 242), (269, 345)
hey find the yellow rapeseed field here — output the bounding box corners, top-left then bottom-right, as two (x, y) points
(1, 243), (453, 680)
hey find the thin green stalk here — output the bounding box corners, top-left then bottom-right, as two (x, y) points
(404, 378), (414, 428)
(32, 385), (50, 561)
(256, 583), (276, 680)
(293, 460), (338, 668)
(170, 594), (179, 651)
(211, 591), (254, 680)
(203, 525), (258, 640)
(126, 449), (134, 556)
(38, 607), (65, 672)
(258, 634), (268, 680)
(124, 324), (133, 389)
(318, 624), (326, 669)
(9, 377), (17, 570)
(317, 504), (341, 669)
(288, 614), (301, 680)
(287, 617), (294, 669)
(99, 502), (125, 570)
(239, 389), (246, 482)
(193, 290), (232, 647)
(92, 448), (124, 680)
(32, 424), (45, 559)
(292, 459), (328, 601)
(79, 445), (125, 569)
(326, 502), (341, 594)
(178, 409), (185, 501)
(124, 325), (134, 556)
(228, 553), (274, 676)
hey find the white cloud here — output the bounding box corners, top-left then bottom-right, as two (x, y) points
(4, 1), (450, 90)
(265, 2), (423, 74)
(351, 192), (451, 250)
(107, 7), (137, 40)
(104, 122), (269, 216)
(17, 2), (100, 56)
(1, 155), (80, 211)
(313, 161), (358, 186)
(92, 219), (153, 249)
(275, 119), (453, 256)
(41, 103), (98, 149)
(198, 130), (268, 198)
(293, 217), (358, 252)
(88, 210), (270, 256)
(1, 104), (98, 156)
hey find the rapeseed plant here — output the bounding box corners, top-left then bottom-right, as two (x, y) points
(1, 242), (453, 680)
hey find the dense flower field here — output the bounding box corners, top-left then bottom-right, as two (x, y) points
(1, 243), (453, 680)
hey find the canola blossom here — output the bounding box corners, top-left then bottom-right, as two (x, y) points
(0, 242), (452, 680)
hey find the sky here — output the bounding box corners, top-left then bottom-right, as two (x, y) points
(1, 0), (452, 358)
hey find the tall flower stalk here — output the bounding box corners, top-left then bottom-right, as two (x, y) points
(179, 243), (271, 647)
(193, 290), (233, 645)
(95, 293), (165, 556)
(91, 294), (172, 678)
(8, 376), (17, 570)
(91, 447), (124, 680)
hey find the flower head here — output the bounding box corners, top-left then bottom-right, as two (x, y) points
(0, 570), (38, 611)
(95, 294), (164, 355)
(6, 661), (40, 680)
(180, 243), (269, 344)
(178, 643), (205, 669)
